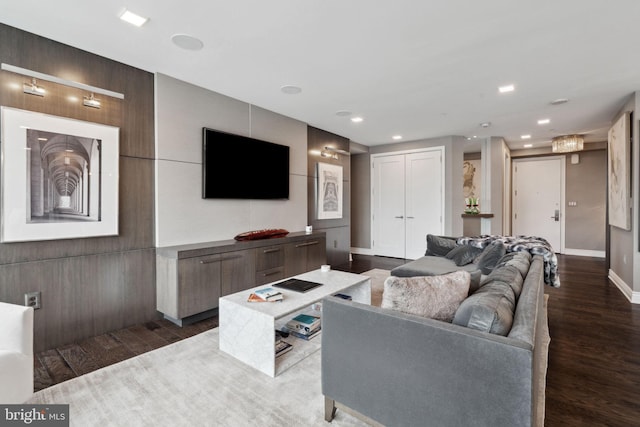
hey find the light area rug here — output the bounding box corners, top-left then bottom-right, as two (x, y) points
(29, 327), (367, 427)
(29, 269), (549, 427)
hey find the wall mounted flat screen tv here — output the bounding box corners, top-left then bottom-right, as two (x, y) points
(202, 127), (290, 199)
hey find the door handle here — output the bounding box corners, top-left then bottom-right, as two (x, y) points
(407, 216), (415, 219)
(395, 216), (404, 219)
(550, 210), (559, 221)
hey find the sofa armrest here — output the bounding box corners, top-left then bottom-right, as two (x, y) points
(0, 302), (34, 356)
(321, 297), (535, 427)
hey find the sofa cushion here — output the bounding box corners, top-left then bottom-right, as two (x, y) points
(474, 241), (507, 275)
(445, 244), (484, 266)
(425, 234), (457, 257)
(482, 264), (524, 298)
(452, 280), (516, 335)
(495, 251), (531, 279)
(381, 271), (471, 322)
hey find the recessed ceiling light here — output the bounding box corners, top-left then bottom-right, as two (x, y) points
(524, 144), (533, 148)
(480, 122), (491, 128)
(119, 9), (148, 27)
(280, 85), (302, 95)
(498, 84), (515, 93)
(335, 110), (352, 117)
(171, 34), (204, 51)
(537, 119), (550, 125)
(550, 98), (569, 105)
(351, 117), (363, 123)
(392, 135), (402, 140)
(521, 134), (531, 139)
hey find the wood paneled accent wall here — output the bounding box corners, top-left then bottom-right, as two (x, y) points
(0, 24), (156, 351)
(307, 126), (351, 266)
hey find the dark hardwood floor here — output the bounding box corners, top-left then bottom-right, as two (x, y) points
(34, 317), (218, 392)
(34, 254), (640, 426)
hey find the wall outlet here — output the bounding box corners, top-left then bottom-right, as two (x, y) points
(25, 291), (41, 309)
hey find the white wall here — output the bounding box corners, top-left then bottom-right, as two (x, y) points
(155, 73), (308, 247)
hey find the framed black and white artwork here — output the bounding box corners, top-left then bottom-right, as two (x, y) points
(317, 162), (342, 220)
(1, 107), (119, 242)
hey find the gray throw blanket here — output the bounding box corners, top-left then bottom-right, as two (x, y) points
(457, 235), (560, 287)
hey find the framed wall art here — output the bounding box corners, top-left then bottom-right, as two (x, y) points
(1, 107), (119, 242)
(317, 162), (342, 220)
(607, 112), (631, 230)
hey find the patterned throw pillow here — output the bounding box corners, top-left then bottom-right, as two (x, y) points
(381, 271), (471, 322)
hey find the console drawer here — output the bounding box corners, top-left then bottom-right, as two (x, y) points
(256, 245), (285, 271)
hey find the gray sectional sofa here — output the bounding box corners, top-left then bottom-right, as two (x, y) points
(322, 246), (547, 426)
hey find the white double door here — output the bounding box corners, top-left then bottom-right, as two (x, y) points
(372, 148), (444, 260)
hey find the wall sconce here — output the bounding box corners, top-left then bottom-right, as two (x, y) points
(321, 146), (350, 160)
(321, 150), (339, 160)
(23, 77), (45, 97)
(2, 63), (125, 104)
(83, 93), (101, 109)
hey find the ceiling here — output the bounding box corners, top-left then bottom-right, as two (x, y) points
(2, 1), (640, 150)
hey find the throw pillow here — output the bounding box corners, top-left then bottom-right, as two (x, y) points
(474, 241), (506, 275)
(381, 271), (470, 322)
(425, 234), (458, 257)
(445, 245), (484, 266)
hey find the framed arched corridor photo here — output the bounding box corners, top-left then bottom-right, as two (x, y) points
(1, 107), (119, 242)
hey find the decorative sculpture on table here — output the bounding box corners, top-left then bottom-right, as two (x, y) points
(465, 197), (479, 214)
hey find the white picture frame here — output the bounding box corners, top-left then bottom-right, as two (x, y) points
(607, 112), (631, 230)
(1, 107), (119, 242)
(317, 162), (342, 220)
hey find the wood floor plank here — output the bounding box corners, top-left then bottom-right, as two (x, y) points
(57, 344), (101, 376)
(33, 350), (53, 391)
(108, 328), (156, 356)
(146, 320), (184, 345)
(78, 335), (136, 369)
(37, 349), (76, 385)
(125, 324), (171, 350)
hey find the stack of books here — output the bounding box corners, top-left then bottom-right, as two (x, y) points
(247, 287), (283, 302)
(275, 338), (293, 357)
(285, 313), (321, 340)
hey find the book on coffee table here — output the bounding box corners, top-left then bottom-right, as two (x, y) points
(288, 327), (321, 341)
(285, 314), (321, 334)
(275, 339), (293, 357)
(251, 287), (283, 302)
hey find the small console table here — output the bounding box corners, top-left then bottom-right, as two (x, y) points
(461, 213), (494, 236)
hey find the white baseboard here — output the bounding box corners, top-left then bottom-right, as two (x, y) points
(563, 248), (606, 258)
(350, 247), (375, 256)
(608, 269), (640, 304)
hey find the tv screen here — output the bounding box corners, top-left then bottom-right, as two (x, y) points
(202, 127), (290, 199)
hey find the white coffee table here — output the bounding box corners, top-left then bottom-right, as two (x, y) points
(219, 269), (371, 377)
